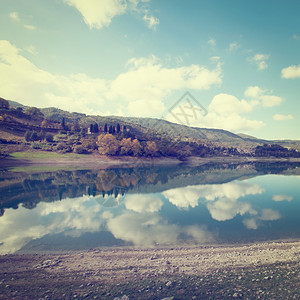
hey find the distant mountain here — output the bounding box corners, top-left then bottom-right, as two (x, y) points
(4, 99), (300, 151)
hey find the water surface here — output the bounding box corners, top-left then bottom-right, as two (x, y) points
(0, 162), (299, 254)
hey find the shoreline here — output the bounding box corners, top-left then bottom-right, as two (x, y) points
(1, 152), (300, 170)
(0, 239), (299, 299)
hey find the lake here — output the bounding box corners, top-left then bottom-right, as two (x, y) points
(0, 161), (299, 254)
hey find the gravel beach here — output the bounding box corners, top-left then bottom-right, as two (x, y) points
(0, 240), (299, 299)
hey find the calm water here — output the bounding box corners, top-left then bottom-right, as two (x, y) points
(0, 162), (299, 254)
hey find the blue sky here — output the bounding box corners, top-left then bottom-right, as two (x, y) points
(0, 0), (299, 139)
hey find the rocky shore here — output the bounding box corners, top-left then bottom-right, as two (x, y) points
(0, 240), (299, 299)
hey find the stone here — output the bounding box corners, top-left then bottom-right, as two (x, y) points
(166, 281), (172, 287)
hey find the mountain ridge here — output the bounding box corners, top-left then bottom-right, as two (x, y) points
(3, 98), (300, 152)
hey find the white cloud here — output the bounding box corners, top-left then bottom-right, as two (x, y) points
(163, 181), (281, 230)
(281, 64), (300, 79)
(165, 84), (283, 132)
(0, 195), (105, 254)
(166, 93), (264, 132)
(228, 42), (240, 52)
(292, 34), (299, 40)
(260, 95), (283, 107)
(110, 56), (222, 116)
(106, 211), (215, 246)
(125, 194), (163, 213)
(9, 11), (36, 30)
(244, 86), (264, 99)
(251, 53), (269, 71)
(272, 194), (294, 202)
(64, 0), (128, 29)
(64, 0), (159, 30)
(260, 209), (281, 221)
(243, 218), (259, 230)
(244, 86), (283, 107)
(143, 13), (159, 29)
(209, 93), (254, 115)
(207, 197), (256, 222)
(25, 45), (38, 55)
(163, 181), (264, 212)
(163, 188), (200, 209)
(0, 40), (222, 117)
(208, 38), (216, 47)
(210, 56), (220, 62)
(9, 11), (20, 22)
(23, 24), (36, 30)
(273, 114), (294, 121)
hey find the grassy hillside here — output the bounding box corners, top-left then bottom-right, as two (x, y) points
(1, 98), (300, 157)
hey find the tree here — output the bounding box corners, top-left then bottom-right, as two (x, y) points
(80, 128), (86, 136)
(97, 134), (119, 155)
(45, 133), (54, 143)
(104, 123), (108, 133)
(117, 123), (121, 133)
(25, 107), (44, 119)
(0, 98), (9, 110)
(61, 118), (66, 130)
(72, 121), (81, 132)
(120, 138), (132, 155)
(108, 125), (113, 134)
(112, 126), (116, 134)
(144, 141), (159, 157)
(131, 139), (142, 156)
(30, 131), (39, 141)
(94, 123), (99, 133)
(25, 130), (31, 142)
(90, 124), (94, 133)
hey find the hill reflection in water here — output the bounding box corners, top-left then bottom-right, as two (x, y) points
(0, 162), (299, 253)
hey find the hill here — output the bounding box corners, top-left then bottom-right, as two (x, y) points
(1, 97), (300, 158)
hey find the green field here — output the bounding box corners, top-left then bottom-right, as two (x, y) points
(10, 151), (86, 161)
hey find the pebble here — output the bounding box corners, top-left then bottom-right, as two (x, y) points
(166, 281), (172, 287)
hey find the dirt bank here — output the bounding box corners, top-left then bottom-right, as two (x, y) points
(0, 240), (299, 299)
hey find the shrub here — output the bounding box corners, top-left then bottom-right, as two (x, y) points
(73, 145), (88, 154)
(45, 133), (54, 143)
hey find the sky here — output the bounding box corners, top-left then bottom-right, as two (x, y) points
(0, 0), (299, 139)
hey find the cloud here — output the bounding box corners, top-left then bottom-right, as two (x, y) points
(281, 64), (300, 79)
(9, 11), (20, 22)
(110, 56), (222, 116)
(25, 45), (38, 55)
(9, 11), (36, 30)
(163, 181), (282, 230)
(163, 188), (200, 209)
(272, 194), (294, 202)
(165, 91), (264, 132)
(106, 211), (215, 246)
(0, 195), (105, 253)
(125, 194), (163, 213)
(0, 40), (221, 117)
(163, 181), (264, 211)
(251, 53), (269, 71)
(64, 0), (159, 30)
(292, 34), (299, 40)
(23, 24), (36, 30)
(244, 86), (283, 107)
(210, 56), (220, 62)
(273, 114), (294, 121)
(143, 13), (159, 29)
(64, 0), (127, 29)
(227, 42), (240, 52)
(208, 38), (216, 47)
(165, 84), (283, 132)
